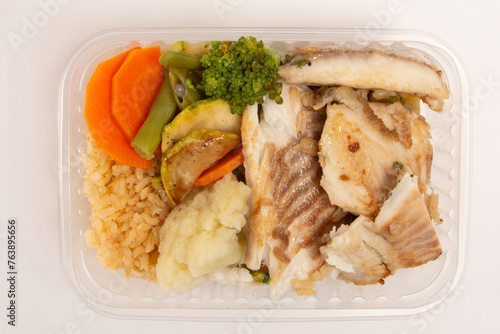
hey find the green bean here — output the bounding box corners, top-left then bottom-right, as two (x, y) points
(159, 51), (203, 70)
(170, 41), (186, 52)
(169, 41), (210, 55)
(131, 76), (178, 158)
(252, 271), (270, 284)
(169, 68), (203, 110)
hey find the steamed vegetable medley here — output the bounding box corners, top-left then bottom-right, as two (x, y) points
(83, 36), (449, 296)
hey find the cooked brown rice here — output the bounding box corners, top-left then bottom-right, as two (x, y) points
(82, 134), (169, 281)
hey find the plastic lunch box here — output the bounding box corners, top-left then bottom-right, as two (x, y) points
(57, 28), (471, 320)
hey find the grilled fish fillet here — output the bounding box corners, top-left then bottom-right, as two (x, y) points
(278, 49), (449, 111)
(318, 87), (433, 217)
(242, 83), (344, 295)
(320, 173), (442, 285)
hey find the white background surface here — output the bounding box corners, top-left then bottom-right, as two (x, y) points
(1, 0), (499, 333)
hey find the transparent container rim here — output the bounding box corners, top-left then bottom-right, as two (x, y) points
(57, 27), (472, 321)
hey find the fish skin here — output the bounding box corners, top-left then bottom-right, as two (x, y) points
(242, 83), (344, 294)
(320, 173), (442, 285)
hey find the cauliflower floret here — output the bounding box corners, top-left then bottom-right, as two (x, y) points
(206, 267), (254, 285)
(156, 173), (251, 292)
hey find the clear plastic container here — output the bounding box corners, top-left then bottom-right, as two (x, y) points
(57, 28), (472, 320)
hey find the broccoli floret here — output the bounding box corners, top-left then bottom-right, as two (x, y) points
(199, 36), (283, 115)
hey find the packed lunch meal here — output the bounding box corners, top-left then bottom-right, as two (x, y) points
(81, 36), (448, 296)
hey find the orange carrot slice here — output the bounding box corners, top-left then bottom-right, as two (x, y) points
(193, 149), (244, 187)
(111, 46), (164, 142)
(84, 47), (151, 169)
